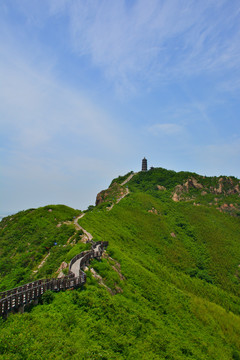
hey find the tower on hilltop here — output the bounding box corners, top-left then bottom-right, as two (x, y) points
(142, 157), (147, 171)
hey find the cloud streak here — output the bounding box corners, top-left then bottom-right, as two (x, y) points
(3, 0), (240, 94)
(46, 0), (240, 92)
(0, 43), (122, 153)
(0, 31), (128, 212)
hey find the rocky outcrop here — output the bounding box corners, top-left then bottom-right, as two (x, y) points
(57, 261), (68, 278)
(213, 178), (224, 194)
(172, 176), (240, 201)
(96, 173), (136, 207)
(96, 190), (106, 206)
(228, 184), (240, 195)
(170, 175), (240, 216)
(57, 261), (68, 272)
(172, 178), (204, 201)
(172, 193), (179, 202)
(148, 207), (159, 215)
(96, 182), (126, 206)
(172, 184), (184, 202)
(157, 185), (166, 191)
(184, 178), (203, 191)
(210, 177), (240, 195)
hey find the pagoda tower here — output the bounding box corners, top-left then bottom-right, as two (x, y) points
(142, 157), (147, 171)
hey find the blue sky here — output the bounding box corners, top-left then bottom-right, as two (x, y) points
(1, 0), (240, 214)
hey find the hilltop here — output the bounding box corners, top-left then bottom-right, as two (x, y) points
(0, 167), (240, 359)
(99, 167), (240, 215)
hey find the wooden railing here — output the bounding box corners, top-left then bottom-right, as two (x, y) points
(0, 241), (108, 317)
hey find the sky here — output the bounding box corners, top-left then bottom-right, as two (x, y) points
(1, 0), (240, 214)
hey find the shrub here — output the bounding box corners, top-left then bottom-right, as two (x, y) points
(41, 290), (55, 305)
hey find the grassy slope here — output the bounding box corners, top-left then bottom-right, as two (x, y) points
(0, 169), (240, 359)
(0, 205), (83, 291)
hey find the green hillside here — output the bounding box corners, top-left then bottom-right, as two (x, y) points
(1, 168), (240, 359)
(0, 205), (85, 291)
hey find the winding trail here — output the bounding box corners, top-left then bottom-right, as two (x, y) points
(0, 174), (137, 316)
(120, 172), (136, 186)
(70, 243), (103, 277)
(33, 252), (50, 274)
(74, 214), (93, 242)
(70, 256), (83, 277)
(107, 172), (137, 211)
(0, 240), (108, 317)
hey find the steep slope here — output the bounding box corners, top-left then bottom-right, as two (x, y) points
(0, 205), (87, 291)
(0, 168), (240, 359)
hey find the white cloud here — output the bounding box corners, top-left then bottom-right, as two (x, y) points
(47, 0), (240, 92)
(0, 43), (122, 152)
(2, 0), (240, 94)
(0, 35), (127, 212)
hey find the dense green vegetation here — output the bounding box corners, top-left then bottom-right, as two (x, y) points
(110, 171), (134, 186)
(128, 167), (240, 192)
(0, 205), (81, 291)
(1, 168), (240, 359)
(128, 167), (240, 215)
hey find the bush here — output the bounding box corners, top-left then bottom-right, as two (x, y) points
(41, 290), (55, 305)
(233, 350), (240, 360)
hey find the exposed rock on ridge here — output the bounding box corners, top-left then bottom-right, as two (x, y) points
(96, 182), (125, 206)
(172, 176), (240, 203)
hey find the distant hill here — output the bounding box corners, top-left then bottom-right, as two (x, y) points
(0, 168), (240, 359)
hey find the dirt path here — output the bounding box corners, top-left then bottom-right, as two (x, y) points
(107, 173), (137, 211)
(74, 214), (93, 242)
(33, 252), (50, 274)
(107, 188), (130, 211)
(120, 172), (137, 186)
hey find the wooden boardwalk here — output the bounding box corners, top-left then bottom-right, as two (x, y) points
(0, 241), (108, 317)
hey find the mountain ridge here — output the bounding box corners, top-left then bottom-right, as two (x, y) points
(96, 167), (240, 216)
(0, 167), (240, 359)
